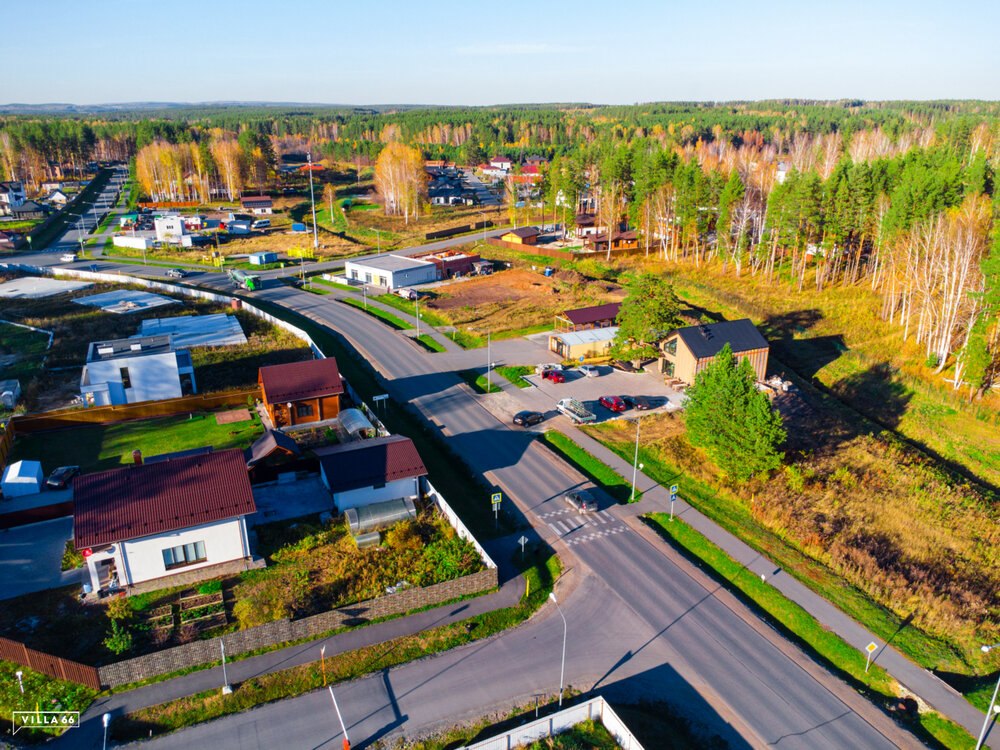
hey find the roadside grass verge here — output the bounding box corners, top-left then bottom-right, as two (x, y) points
(302, 284), (333, 296)
(496, 365), (533, 388)
(374, 294), (450, 327)
(414, 334), (445, 353)
(309, 277), (358, 292)
(337, 297), (412, 330)
(109, 554), (561, 743)
(643, 513), (974, 750)
(540, 430), (639, 504)
(0, 661), (97, 742)
(458, 369), (492, 394)
(451, 328), (485, 348)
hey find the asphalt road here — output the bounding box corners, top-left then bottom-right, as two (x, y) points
(4, 251), (936, 748)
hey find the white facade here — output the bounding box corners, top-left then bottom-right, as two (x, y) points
(81, 345), (195, 406)
(319, 472), (420, 512)
(344, 256), (437, 290)
(87, 517), (251, 590)
(0, 182), (26, 215)
(154, 215), (186, 242)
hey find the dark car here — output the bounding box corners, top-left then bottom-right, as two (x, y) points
(513, 410), (544, 427)
(167, 268), (188, 278)
(542, 369), (566, 383)
(620, 395), (653, 411)
(599, 395), (627, 412)
(564, 489), (598, 513)
(45, 466), (80, 490)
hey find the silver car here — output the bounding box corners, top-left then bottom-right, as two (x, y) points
(564, 489), (598, 513)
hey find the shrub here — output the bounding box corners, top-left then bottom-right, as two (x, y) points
(197, 580), (223, 595)
(60, 541), (85, 571)
(103, 620), (133, 655)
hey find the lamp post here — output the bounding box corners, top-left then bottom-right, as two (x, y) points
(320, 644), (327, 686)
(220, 639), (232, 695)
(375, 228), (381, 254)
(628, 415), (641, 501)
(415, 296), (421, 339)
(102, 712), (110, 750)
(976, 644), (1000, 750)
(14, 670), (23, 694)
(480, 211), (487, 244)
(329, 686), (350, 750)
(548, 592), (567, 708)
(307, 152), (319, 250)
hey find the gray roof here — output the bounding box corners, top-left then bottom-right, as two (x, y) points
(674, 319), (768, 359)
(87, 335), (175, 362)
(244, 430), (301, 468)
(348, 254), (432, 273)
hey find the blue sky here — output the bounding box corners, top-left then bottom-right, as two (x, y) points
(5, 0), (998, 105)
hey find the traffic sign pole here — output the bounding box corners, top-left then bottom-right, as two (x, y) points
(669, 484), (678, 521)
(865, 642), (878, 673)
(491, 492), (502, 529)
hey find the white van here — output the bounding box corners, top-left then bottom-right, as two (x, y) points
(252, 219), (271, 230)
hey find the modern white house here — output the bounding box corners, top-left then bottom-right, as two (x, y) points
(1, 460), (43, 497)
(80, 335), (196, 406)
(0, 181), (26, 215)
(344, 255), (437, 290)
(73, 449), (257, 593)
(154, 215), (192, 246)
(315, 435), (427, 511)
(43, 188), (70, 207)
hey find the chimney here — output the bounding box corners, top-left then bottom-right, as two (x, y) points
(132, 449), (142, 465)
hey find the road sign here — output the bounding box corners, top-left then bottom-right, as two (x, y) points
(491, 492), (502, 506)
(372, 394), (389, 402)
(669, 484), (678, 521)
(579, 356), (584, 362)
(518, 535), (529, 561)
(866, 642), (878, 653)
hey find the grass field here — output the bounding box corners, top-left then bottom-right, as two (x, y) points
(337, 297), (412, 329)
(540, 431), (639, 503)
(496, 365), (533, 387)
(10, 410), (263, 474)
(0, 322), (49, 387)
(374, 293), (450, 327)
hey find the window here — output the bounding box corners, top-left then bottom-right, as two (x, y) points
(664, 338), (677, 356)
(119, 366), (132, 389)
(664, 361), (675, 377)
(364, 272), (372, 284)
(162, 541), (207, 570)
(296, 403), (314, 418)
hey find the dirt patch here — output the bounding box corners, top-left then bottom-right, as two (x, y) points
(428, 270), (554, 311)
(215, 408), (251, 425)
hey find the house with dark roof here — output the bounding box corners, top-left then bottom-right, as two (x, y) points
(500, 226), (540, 245)
(240, 195), (273, 214)
(584, 230), (640, 252)
(73, 449), (257, 594)
(555, 302), (622, 332)
(314, 435), (427, 511)
(10, 200), (50, 220)
(658, 319), (769, 385)
(0, 181), (26, 215)
(258, 357), (344, 428)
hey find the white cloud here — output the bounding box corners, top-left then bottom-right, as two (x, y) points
(455, 43), (579, 56)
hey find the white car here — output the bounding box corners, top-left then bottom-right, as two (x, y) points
(60, 253), (77, 263)
(579, 365), (599, 378)
(534, 363), (564, 376)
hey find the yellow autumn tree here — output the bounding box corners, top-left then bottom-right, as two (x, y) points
(374, 142), (426, 224)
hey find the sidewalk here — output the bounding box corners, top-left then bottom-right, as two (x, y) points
(553, 425), (996, 747)
(57, 566), (524, 748)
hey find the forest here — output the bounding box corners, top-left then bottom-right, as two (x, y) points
(2, 100), (999, 396)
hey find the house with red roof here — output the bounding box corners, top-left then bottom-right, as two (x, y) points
(258, 357), (344, 428)
(555, 302), (622, 332)
(73, 449), (257, 594)
(314, 434), (428, 511)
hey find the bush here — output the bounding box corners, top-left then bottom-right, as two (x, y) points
(60, 541), (85, 571)
(197, 580), (223, 595)
(103, 620), (133, 655)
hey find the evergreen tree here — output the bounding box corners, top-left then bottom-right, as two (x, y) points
(684, 344), (786, 482)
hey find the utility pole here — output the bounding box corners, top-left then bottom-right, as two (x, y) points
(308, 152), (319, 250)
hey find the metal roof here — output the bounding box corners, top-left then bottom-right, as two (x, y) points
(258, 357), (344, 405)
(503, 227), (540, 239)
(562, 302), (621, 326)
(244, 430), (301, 468)
(314, 435), (427, 494)
(347, 255), (433, 273)
(87, 335), (175, 362)
(137, 314), (247, 348)
(338, 408), (375, 436)
(73, 448), (257, 548)
(674, 319), (769, 359)
(552, 326), (619, 347)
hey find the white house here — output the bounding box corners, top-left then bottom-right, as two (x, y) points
(489, 156), (513, 171)
(1, 460), (43, 497)
(154, 215), (192, 246)
(315, 435), (427, 511)
(43, 188), (70, 207)
(73, 449), (257, 593)
(240, 196), (273, 215)
(80, 335), (196, 406)
(0, 181), (26, 216)
(344, 254), (437, 290)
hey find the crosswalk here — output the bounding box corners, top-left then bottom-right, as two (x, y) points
(539, 508), (630, 547)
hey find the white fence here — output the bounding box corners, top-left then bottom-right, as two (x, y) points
(424, 478), (497, 570)
(461, 695), (644, 750)
(112, 235), (150, 250)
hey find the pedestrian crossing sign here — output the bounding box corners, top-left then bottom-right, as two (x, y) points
(491, 492), (502, 506)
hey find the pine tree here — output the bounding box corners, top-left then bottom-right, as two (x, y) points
(684, 344), (785, 482)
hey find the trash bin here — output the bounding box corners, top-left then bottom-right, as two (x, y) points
(544, 266), (554, 277)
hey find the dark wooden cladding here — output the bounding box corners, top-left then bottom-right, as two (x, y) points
(0, 636), (101, 690)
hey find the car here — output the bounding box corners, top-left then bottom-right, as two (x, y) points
(542, 369), (566, 383)
(564, 489), (598, 513)
(599, 395), (627, 412)
(45, 465), (80, 490)
(620, 395), (653, 410)
(513, 410), (544, 427)
(579, 365), (599, 378)
(166, 268), (188, 278)
(59, 253), (77, 263)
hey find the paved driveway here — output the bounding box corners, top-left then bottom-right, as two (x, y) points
(522, 365), (685, 421)
(251, 476), (334, 524)
(0, 517), (84, 600)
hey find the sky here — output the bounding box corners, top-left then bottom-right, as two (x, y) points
(3, 0), (999, 106)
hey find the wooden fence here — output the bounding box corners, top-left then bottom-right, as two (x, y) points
(0, 636), (101, 690)
(138, 201), (199, 209)
(483, 237), (575, 260)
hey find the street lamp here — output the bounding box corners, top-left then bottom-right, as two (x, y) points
(627, 415), (642, 501)
(976, 644), (1000, 750)
(220, 639), (232, 695)
(14, 670), (23, 694)
(374, 228), (381, 254)
(328, 686), (350, 750)
(548, 592), (567, 708)
(307, 152), (319, 250)
(480, 211), (487, 244)
(102, 712), (110, 750)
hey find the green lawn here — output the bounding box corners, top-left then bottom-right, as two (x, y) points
(10, 411), (263, 474)
(302, 284), (333, 296)
(643, 514), (975, 750)
(374, 294), (450, 327)
(540, 431), (640, 503)
(496, 365), (533, 388)
(338, 297), (412, 330)
(458, 369), (492, 394)
(447, 324), (552, 350)
(0, 323), (49, 383)
(309, 277), (358, 292)
(414, 334), (446, 352)
(0, 661), (97, 742)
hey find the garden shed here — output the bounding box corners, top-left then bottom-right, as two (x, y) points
(249, 251), (278, 265)
(1, 460), (43, 497)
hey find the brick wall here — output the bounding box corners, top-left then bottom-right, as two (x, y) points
(97, 566), (498, 688)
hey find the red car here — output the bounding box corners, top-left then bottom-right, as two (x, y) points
(542, 369), (566, 383)
(599, 395), (627, 412)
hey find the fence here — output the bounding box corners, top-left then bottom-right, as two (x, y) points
(461, 696), (644, 750)
(425, 219), (497, 241)
(483, 237), (575, 260)
(0, 636), (101, 690)
(424, 478), (496, 569)
(137, 201), (199, 209)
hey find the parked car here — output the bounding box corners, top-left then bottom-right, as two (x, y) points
(621, 395), (653, 411)
(167, 268), (188, 278)
(535, 363), (564, 375)
(513, 410), (544, 427)
(59, 253), (77, 263)
(45, 465), (80, 489)
(579, 365), (599, 378)
(542, 369), (566, 383)
(396, 288), (419, 300)
(564, 489), (598, 513)
(599, 395), (627, 412)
